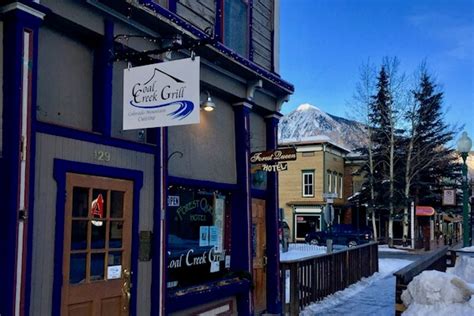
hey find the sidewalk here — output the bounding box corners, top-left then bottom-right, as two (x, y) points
(300, 257), (414, 316)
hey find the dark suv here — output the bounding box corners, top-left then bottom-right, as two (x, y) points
(305, 224), (373, 247)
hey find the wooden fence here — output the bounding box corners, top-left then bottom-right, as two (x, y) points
(280, 242), (379, 315)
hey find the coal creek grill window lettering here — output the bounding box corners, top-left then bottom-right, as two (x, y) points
(167, 186), (231, 289)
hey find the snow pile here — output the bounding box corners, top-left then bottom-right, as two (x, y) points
(401, 253), (474, 316)
(447, 256), (474, 283)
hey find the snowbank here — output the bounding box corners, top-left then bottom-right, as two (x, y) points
(401, 255), (474, 315)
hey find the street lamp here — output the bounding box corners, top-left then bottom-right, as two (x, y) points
(457, 131), (472, 247)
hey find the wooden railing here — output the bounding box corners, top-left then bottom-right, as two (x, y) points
(280, 242), (379, 315)
(393, 246), (455, 315)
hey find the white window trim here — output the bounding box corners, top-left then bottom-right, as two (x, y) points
(302, 170), (314, 197)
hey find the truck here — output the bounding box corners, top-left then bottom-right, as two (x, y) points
(304, 224), (373, 247)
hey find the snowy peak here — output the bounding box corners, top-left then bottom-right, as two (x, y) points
(278, 104), (366, 150)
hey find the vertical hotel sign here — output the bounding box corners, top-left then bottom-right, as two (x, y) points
(123, 57), (200, 129)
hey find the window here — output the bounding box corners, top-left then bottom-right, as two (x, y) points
(327, 170), (332, 193)
(339, 173), (343, 198)
(302, 170), (314, 197)
(333, 172), (338, 194)
(222, 0), (249, 57)
(294, 214), (321, 240)
(167, 186), (231, 289)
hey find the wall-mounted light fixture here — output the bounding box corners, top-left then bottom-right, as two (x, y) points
(201, 91), (216, 112)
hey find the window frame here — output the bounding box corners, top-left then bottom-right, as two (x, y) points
(219, 0), (250, 58)
(302, 170), (315, 198)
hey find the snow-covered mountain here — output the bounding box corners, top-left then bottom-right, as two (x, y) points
(278, 103), (367, 150)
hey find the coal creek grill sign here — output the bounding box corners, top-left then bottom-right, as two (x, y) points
(123, 57), (200, 129)
(250, 148), (296, 172)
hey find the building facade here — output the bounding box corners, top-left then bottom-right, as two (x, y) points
(278, 139), (349, 242)
(0, 1), (293, 315)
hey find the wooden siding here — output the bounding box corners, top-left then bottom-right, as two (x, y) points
(278, 151), (325, 235)
(37, 27), (94, 131)
(111, 61), (149, 143)
(168, 94), (236, 184)
(30, 133), (154, 316)
(279, 148), (346, 237)
(176, 0), (216, 32)
(252, 0), (274, 70)
(250, 112), (266, 152)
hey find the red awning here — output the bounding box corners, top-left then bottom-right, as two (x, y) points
(416, 206), (435, 216)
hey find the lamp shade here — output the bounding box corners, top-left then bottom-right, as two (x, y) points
(457, 131), (472, 153)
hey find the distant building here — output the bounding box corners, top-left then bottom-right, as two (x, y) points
(278, 138), (349, 242)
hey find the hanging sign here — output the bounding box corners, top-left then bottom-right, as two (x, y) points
(261, 162), (288, 172)
(442, 189), (456, 206)
(250, 148), (297, 164)
(123, 57), (200, 130)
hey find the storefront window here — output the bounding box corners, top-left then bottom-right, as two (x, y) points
(167, 186), (231, 289)
(294, 214), (321, 240)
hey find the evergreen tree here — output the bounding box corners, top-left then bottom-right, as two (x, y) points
(369, 65), (403, 245)
(400, 70), (458, 242)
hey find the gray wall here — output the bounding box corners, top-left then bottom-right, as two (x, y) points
(177, 0), (216, 32)
(111, 61), (149, 142)
(250, 111), (266, 152)
(37, 27), (94, 130)
(30, 133), (154, 316)
(252, 0), (274, 70)
(168, 94), (236, 184)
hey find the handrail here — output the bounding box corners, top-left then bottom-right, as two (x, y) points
(280, 242), (379, 315)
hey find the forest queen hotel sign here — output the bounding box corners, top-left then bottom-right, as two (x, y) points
(123, 57), (200, 129)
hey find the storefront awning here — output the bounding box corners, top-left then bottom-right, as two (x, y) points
(416, 206), (435, 216)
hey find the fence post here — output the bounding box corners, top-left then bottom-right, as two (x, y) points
(290, 262), (299, 315)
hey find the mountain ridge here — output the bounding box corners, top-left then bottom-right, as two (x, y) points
(278, 103), (367, 150)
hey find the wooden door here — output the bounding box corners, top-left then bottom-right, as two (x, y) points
(252, 199), (266, 313)
(61, 173), (133, 316)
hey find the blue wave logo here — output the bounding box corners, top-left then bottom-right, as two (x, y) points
(129, 100), (194, 120)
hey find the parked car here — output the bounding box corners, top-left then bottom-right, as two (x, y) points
(305, 224), (373, 247)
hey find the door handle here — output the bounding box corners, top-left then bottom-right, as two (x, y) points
(122, 268), (132, 312)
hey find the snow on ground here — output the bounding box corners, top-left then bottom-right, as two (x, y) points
(300, 258), (413, 315)
(378, 244), (412, 253)
(280, 243), (327, 261)
(401, 249), (474, 316)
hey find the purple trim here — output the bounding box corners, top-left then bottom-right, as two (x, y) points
(214, 0), (223, 42)
(35, 121), (156, 154)
(168, 0), (177, 13)
(52, 159), (143, 316)
(133, 0), (293, 93)
(0, 7), (43, 315)
(150, 127), (166, 315)
(92, 20), (114, 136)
(264, 115), (281, 313)
(232, 104), (253, 315)
(168, 176), (238, 192)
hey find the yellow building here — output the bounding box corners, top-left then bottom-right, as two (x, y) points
(278, 138), (350, 242)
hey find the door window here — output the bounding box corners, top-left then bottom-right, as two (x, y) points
(69, 187), (127, 284)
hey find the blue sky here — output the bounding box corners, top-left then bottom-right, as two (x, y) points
(280, 0), (474, 144)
